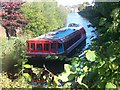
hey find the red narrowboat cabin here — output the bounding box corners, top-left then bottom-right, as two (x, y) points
(26, 24), (86, 57)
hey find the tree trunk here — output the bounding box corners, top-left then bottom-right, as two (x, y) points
(4, 27), (10, 40)
(10, 29), (17, 37)
(4, 27), (17, 40)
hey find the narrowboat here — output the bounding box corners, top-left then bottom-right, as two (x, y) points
(26, 24), (86, 57)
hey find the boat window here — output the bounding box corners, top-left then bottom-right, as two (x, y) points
(37, 44), (42, 50)
(44, 43), (50, 51)
(51, 43), (56, 50)
(58, 43), (64, 53)
(58, 43), (62, 49)
(31, 43), (35, 50)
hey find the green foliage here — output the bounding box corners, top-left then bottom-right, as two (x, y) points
(21, 1), (67, 36)
(46, 55), (66, 61)
(0, 72), (32, 88)
(1, 36), (29, 72)
(78, 2), (120, 89)
(23, 73), (31, 82)
(0, 35), (32, 87)
(1, 2), (120, 89)
(24, 64), (33, 69)
(78, 2), (90, 11)
(86, 50), (96, 62)
(105, 82), (117, 88)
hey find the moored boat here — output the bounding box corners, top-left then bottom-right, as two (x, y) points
(26, 24), (86, 57)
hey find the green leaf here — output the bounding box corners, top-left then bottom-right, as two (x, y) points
(74, 62), (79, 67)
(64, 64), (72, 72)
(53, 56), (59, 60)
(80, 83), (88, 89)
(23, 73), (31, 82)
(22, 59), (28, 64)
(86, 50), (96, 61)
(63, 82), (71, 88)
(58, 64), (75, 82)
(105, 82), (116, 88)
(83, 66), (88, 72)
(76, 67), (80, 71)
(99, 18), (107, 26)
(24, 64), (33, 69)
(110, 57), (116, 62)
(46, 55), (51, 59)
(58, 72), (69, 82)
(68, 74), (75, 81)
(77, 74), (85, 84)
(109, 63), (119, 70)
(59, 56), (64, 61)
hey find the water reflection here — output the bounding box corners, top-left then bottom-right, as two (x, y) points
(28, 58), (65, 74)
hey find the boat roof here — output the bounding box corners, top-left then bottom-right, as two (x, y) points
(28, 26), (82, 42)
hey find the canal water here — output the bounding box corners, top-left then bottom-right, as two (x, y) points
(28, 12), (97, 74)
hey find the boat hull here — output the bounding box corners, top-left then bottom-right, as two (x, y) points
(26, 34), (86, 57)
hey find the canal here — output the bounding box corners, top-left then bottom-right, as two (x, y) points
(28, 12), (97, 74)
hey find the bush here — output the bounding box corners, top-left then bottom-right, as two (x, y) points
(0, 35), (31, 79)
(0, 72), (32, 88)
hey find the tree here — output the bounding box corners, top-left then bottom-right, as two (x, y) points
(21, 1), (67, 36)
(78, 2), (90, 11)
(0, 2), (27, 39)
(78, 2), (120, 88)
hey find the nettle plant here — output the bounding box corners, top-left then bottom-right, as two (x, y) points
(0, 2), (28, 39)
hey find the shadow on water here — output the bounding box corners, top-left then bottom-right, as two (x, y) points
(28, 58), (65, 75)
(27, 40), (86, 75)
